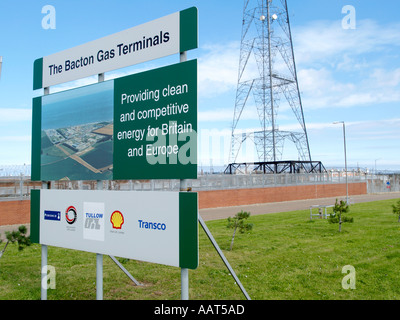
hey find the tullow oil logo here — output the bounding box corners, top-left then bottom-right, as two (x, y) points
(110, 210), (124, 229)
(83, 202), (105, 241)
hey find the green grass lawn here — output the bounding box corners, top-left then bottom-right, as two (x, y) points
(0, 198), (399, 300)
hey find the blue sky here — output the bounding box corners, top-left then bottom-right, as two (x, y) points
(0, 0), (399, 172)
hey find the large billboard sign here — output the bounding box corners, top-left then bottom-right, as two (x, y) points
(30, 189), (198, 269)
(33, 7), (197, 89)
(31, 7), (199, 277)
(31, 59), (197, 181)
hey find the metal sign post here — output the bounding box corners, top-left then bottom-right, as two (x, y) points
(41, 86), (50, 301)
(96, 74), (104, 300)
(179, 50), (190, 301)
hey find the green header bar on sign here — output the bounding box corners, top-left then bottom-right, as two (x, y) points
(180, 7), (198, 53)
(33, 7), (198, 89)
(33, 58), (43, 90)
(31, 97), (42, 181)
(30, 189), (40, 244)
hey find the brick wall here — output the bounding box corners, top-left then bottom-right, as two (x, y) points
(0, 200), (31, 226)
(0, 182), (367, 225)
(198, 182), (367, 209)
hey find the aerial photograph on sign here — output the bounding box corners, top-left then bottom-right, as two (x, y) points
(40, 81), (113, 180)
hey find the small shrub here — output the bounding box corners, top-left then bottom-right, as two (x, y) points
(227, 210), (253, 250)
(328, 199), (352, 232)
(392, 200), (400, 223)
(5, 225), (31, 251)
(1, 225), (30, 259)
(328, 213), (354, 224)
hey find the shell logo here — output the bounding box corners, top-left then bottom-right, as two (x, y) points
(110, 210), (124, 229)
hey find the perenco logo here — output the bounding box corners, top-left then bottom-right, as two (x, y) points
(110, 210), (124, 229)
(44, 210), (61, 221)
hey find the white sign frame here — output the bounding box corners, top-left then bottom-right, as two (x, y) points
(32, 189), (198, 269)
(33, 7), (197, 89)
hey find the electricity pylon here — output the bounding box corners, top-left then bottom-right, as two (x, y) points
(229, 0), (312, 171)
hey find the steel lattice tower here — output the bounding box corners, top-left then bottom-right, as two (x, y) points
(229, 0), (312, 169)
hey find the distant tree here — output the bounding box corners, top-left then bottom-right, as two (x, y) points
(6, 225), (31, 251)
(0, 234), (5, 258)
(392, 200), (400, 223)
(329, 199), (352, 232)
(227, 210), (253, 250)
(0, 225), (31, 259)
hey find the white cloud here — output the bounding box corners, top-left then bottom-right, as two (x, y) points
(298, 65), (400, 110)
(0, 108), (31, 122)
(198, 42), (240, 97)
(298, 67), (356, 109)
(199, 106), (259, 122)
(0, 135), (31, 142)
(370, 68), (400, 88)
(196, 19), (400, 113)
(289, 19), (400, 110)
(293, 19), (400, 66)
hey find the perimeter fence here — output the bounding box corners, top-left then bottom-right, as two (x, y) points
(1, 171), (398, 200)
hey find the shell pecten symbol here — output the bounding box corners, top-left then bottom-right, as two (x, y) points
(110, 210), (124, 229)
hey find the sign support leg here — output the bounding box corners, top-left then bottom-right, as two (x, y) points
(95, 75), (105, 300)
(41, 181), (48, 301)
(181, 268), (189, 300)
(96, 253), (103, 300)
(179, 51), (191, 301)
(108, 255), (141, 286)
(41, 243), (48, 300)
(180, 177), (190, 300)
(41, 87), (50, 301)
(198, 215), (251, 300)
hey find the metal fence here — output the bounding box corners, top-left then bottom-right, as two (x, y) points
(0, 176), (41, 200)
(366, 174), (400, 193)
(1, 172), (399, 200)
